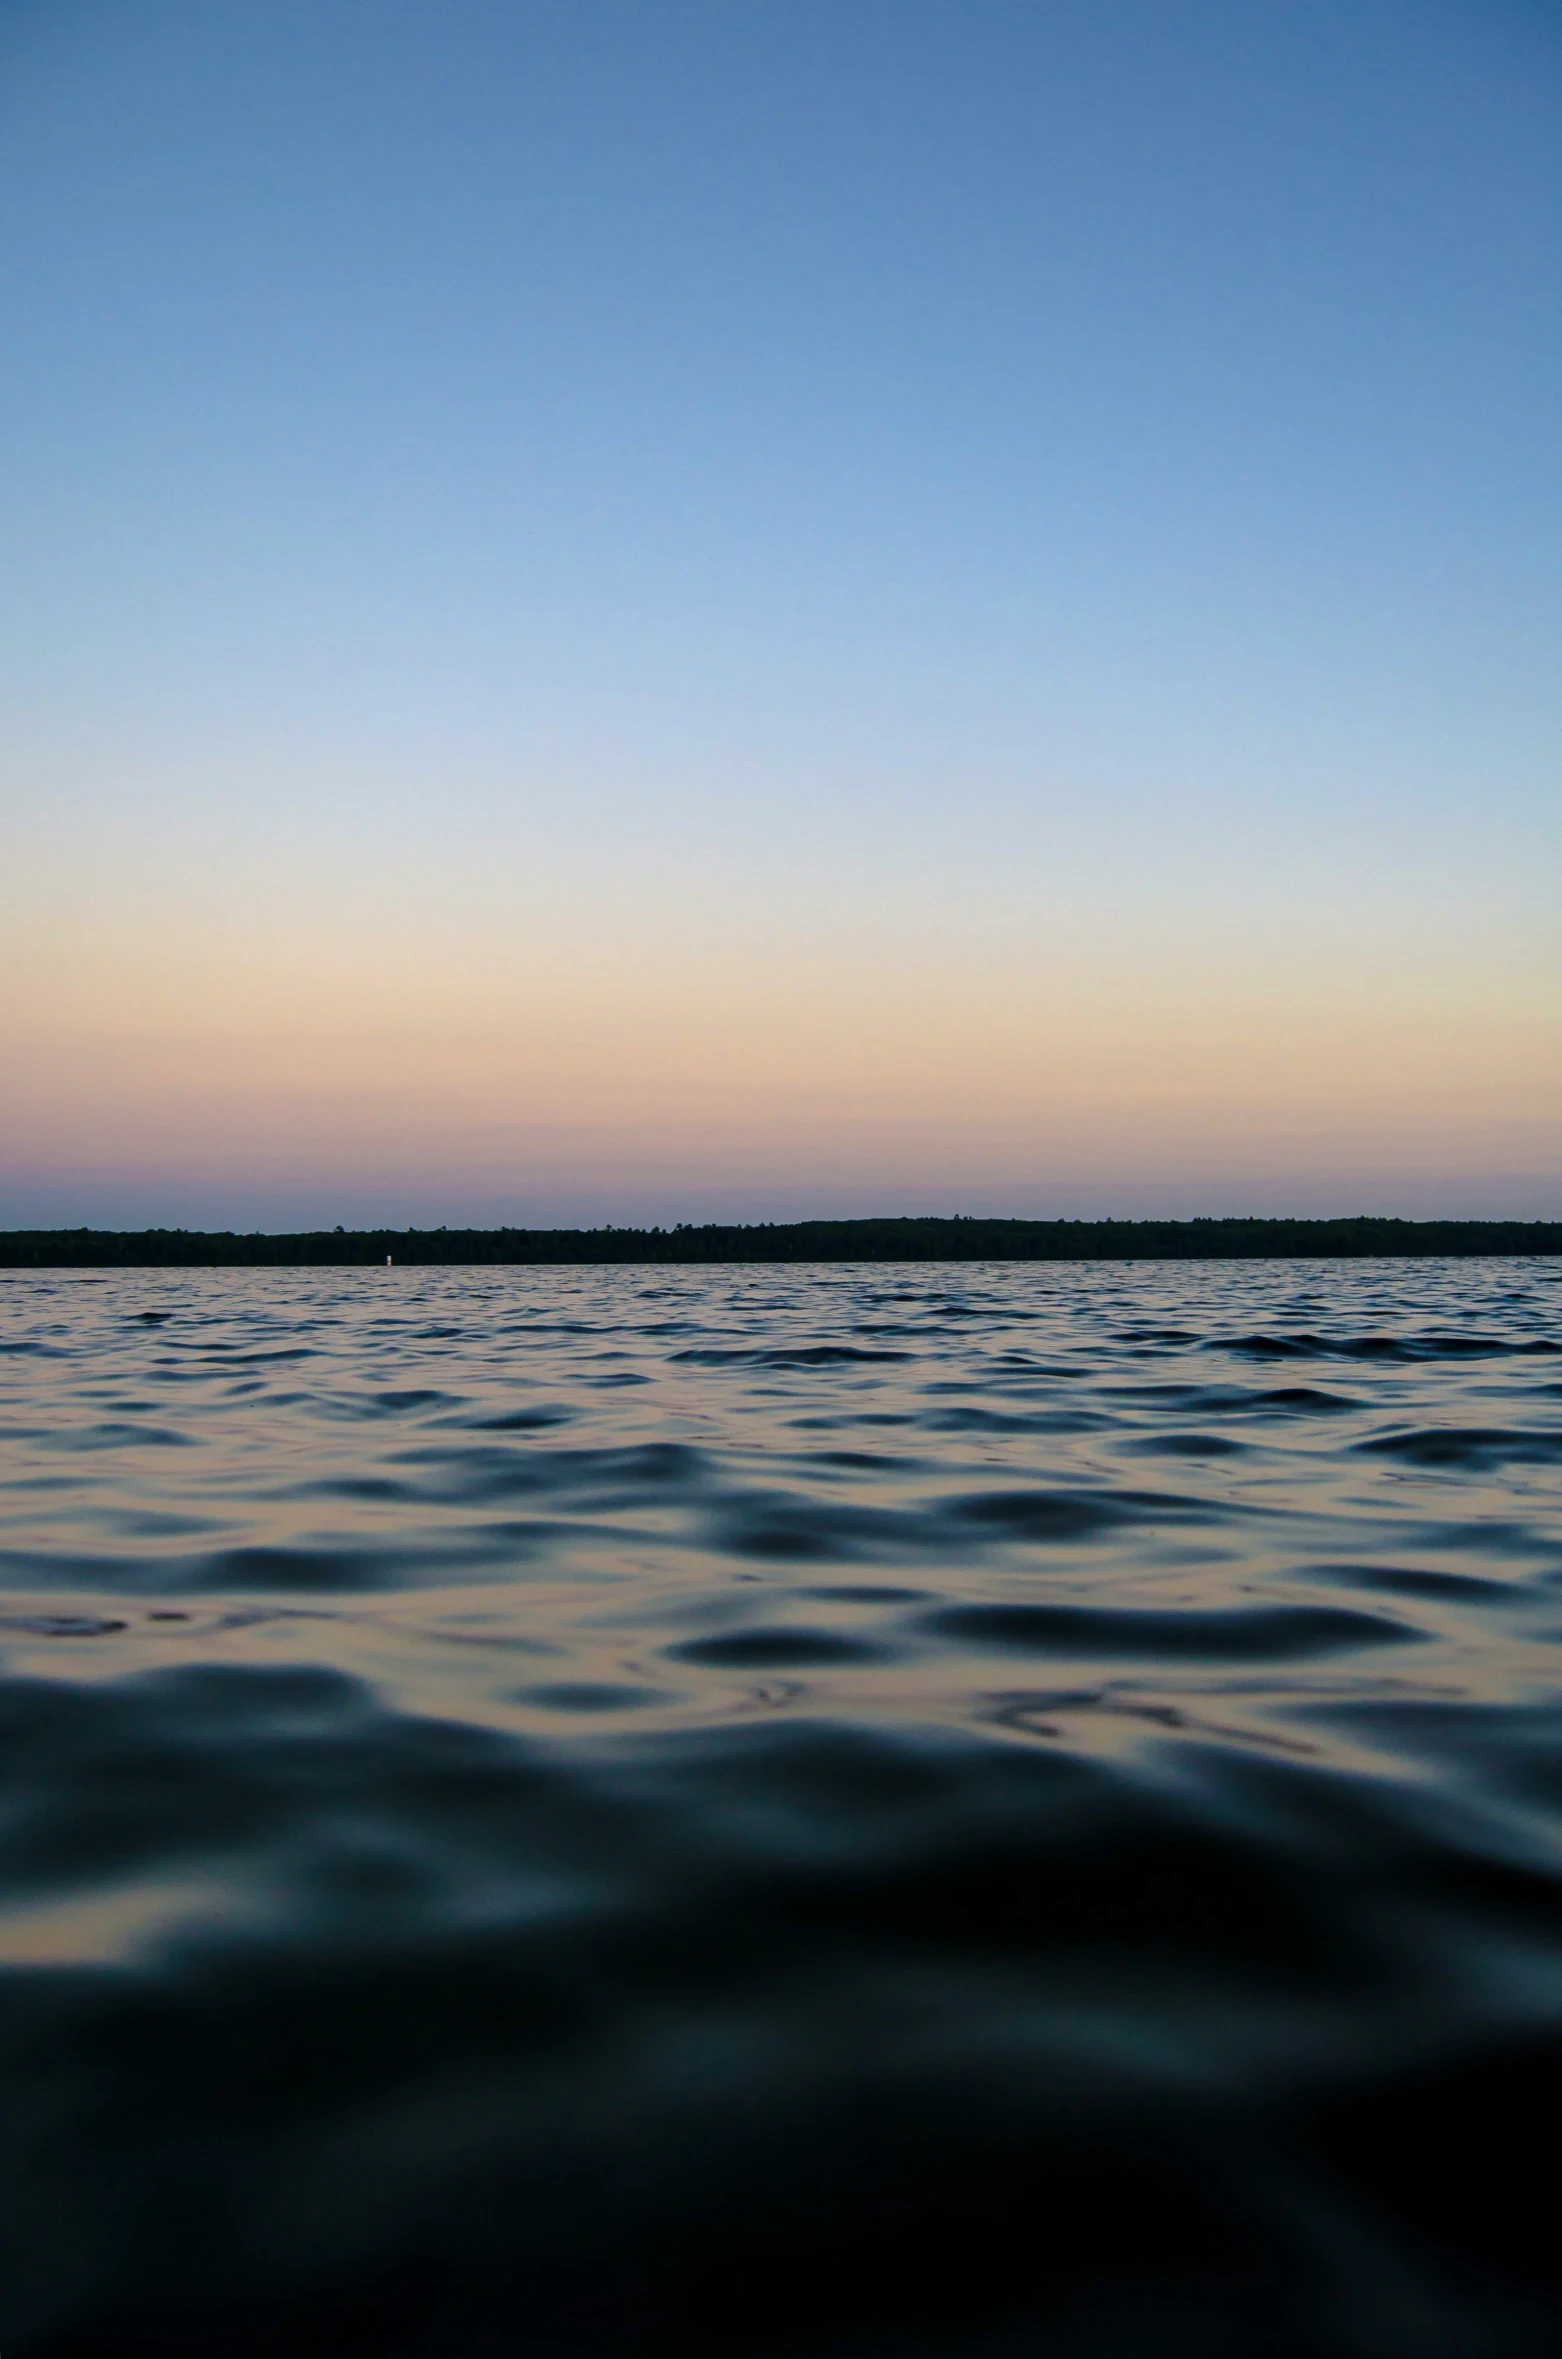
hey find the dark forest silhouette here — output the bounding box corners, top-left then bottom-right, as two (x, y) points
(3, 1217), (1558, 1266)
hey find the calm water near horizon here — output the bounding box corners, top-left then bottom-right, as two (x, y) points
(3, 1255), (1562, 2355)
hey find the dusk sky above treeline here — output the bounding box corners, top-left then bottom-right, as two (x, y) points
(3, 1), (1558, 1229)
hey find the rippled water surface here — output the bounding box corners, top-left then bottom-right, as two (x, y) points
(4, 1256), (1562, 2356)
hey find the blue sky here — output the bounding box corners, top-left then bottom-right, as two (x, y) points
(2, 0), (1558, 1225)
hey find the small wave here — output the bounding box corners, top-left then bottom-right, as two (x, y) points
(1255, 1385), (1361, 1412)
(511, 1680), (672, 1713)
(1307, 1561), (1515, 1604)
(946, 1487), (1201, 1541)
(467, 1405), (578, 1431)
(803, 1583), (928, 1604)
(668, 1626), (890, 1668)
(925, 1599), (1412, 1660)
(709, 1493), (934, 1562)
(390, 1439), (711, 1507)
(1120, 1432), (1250, 1457)
(804, 1447), (924, 1470)
(39, 1420), (194, 1451)
(671, 1343), (912, 1368)
(0, 1611), (129, 1637)
(1221, 1331), (1560, 1364)
(923, 1406), (1113, 1434)
(195, 1544), (416, 1592)
(1111, 1383), (1359, 1415)
(1356, 1426), (1562, 1469)
(1214, 1332), (1323, 1358)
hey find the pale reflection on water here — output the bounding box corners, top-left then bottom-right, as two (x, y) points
(1, 1257), (1560, 2355)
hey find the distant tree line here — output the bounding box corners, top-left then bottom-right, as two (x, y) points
(1, 1217), (1559, 1266)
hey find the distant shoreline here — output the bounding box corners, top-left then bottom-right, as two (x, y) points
(2, 1218), (1559, 1267)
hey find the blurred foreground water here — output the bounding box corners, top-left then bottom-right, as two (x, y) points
(2, 1256), (1561, 2356)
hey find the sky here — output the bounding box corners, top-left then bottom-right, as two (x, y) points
(2, 0), (1558, 1229)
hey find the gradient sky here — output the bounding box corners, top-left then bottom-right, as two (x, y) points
(3, 0), (1558, 1228)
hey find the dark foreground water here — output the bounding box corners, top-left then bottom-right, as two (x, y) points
(3, 1259), (1562, 2358)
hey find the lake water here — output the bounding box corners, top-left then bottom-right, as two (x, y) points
(3, 1256), (1561, 2356)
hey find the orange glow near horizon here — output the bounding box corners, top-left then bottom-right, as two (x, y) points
(6, 855), (1556, 1224)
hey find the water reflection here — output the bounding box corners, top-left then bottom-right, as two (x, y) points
(0, 1257), (1559, 2354)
